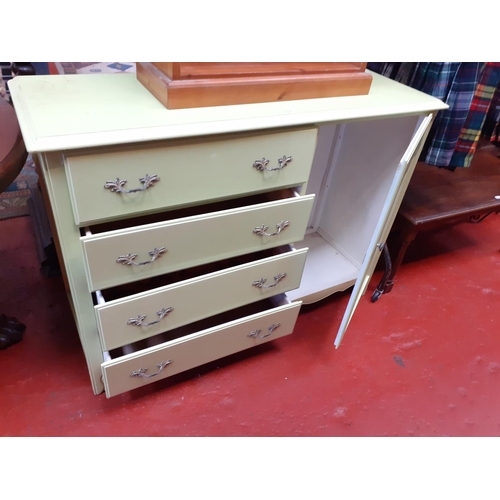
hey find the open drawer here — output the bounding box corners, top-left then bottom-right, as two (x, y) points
(81, 189), (315, 291)
(95, 245), (308, 351)
(101, 295), (301, 398)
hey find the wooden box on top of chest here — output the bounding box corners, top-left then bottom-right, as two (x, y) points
(136, 62), (373, 109)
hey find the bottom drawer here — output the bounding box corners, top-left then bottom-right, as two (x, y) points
(101, 295), (301, 398)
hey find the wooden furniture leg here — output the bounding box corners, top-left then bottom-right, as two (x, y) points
(371, 220), (419, 301)
(371, 243), (392, 302)
(384, 221), (419, 293)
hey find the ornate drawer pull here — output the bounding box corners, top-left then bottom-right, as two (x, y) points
(116, 247), (167, 266)
(248, 323), (281, 339)
(104, 174), (160, 194)
(130, 360), (172, 378)
(253, 220), (289, 237)
(252, 273), (287, 289)
(253, 156), (293, 172)
(127, 307), (173, 327)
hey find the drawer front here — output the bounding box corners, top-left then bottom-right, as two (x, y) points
(82, 193), (315, 291)
(65, 128), (318, 225)
(101, 300), (301, 398)
(96, 247), (308, 350)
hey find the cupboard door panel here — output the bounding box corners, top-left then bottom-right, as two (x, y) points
(334, 113), (434, 347)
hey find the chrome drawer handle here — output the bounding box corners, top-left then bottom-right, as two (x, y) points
(116, 247), (167, 266)
(104, 174), (160, 194)
(130, 360), (172, 378)
(248, 323), (281, 339)
(253, 220), (289, 237)
(253, 156), (293, 172)
(252, 273), (287, 289)
(127, 307), (174, 327)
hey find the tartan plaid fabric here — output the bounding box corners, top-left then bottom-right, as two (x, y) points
(450, 62), (500, 167)
(367, 62), (402, 79)
(406, 62), (462, 100)
(394, 62), (418, 86)
(414, 63), (482, 167)
(368, 62), (500, 167)
(488, 82), (500, 145)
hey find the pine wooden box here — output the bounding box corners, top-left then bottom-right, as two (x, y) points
(136, 62), (373, 109)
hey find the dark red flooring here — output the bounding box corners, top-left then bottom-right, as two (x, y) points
(1, 208), (500, 437)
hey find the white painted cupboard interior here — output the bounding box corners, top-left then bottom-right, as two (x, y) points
(287, 114), (421, 304)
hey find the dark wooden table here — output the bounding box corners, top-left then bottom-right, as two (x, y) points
(0, 97), (27, 193)
(0, 96), (28, 349)
(374, 149), (500, 299)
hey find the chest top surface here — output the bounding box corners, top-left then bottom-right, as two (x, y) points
(8, 71), (447, 153)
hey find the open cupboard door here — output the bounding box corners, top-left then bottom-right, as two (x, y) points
(334, 113), (434, 348)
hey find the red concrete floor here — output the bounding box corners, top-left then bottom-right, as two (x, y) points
(1, 208), (500, 437)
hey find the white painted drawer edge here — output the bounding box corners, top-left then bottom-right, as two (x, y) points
(95, 247), (308, 350)
(81, 192), (315, 292)
(101, 298), (301, 398)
